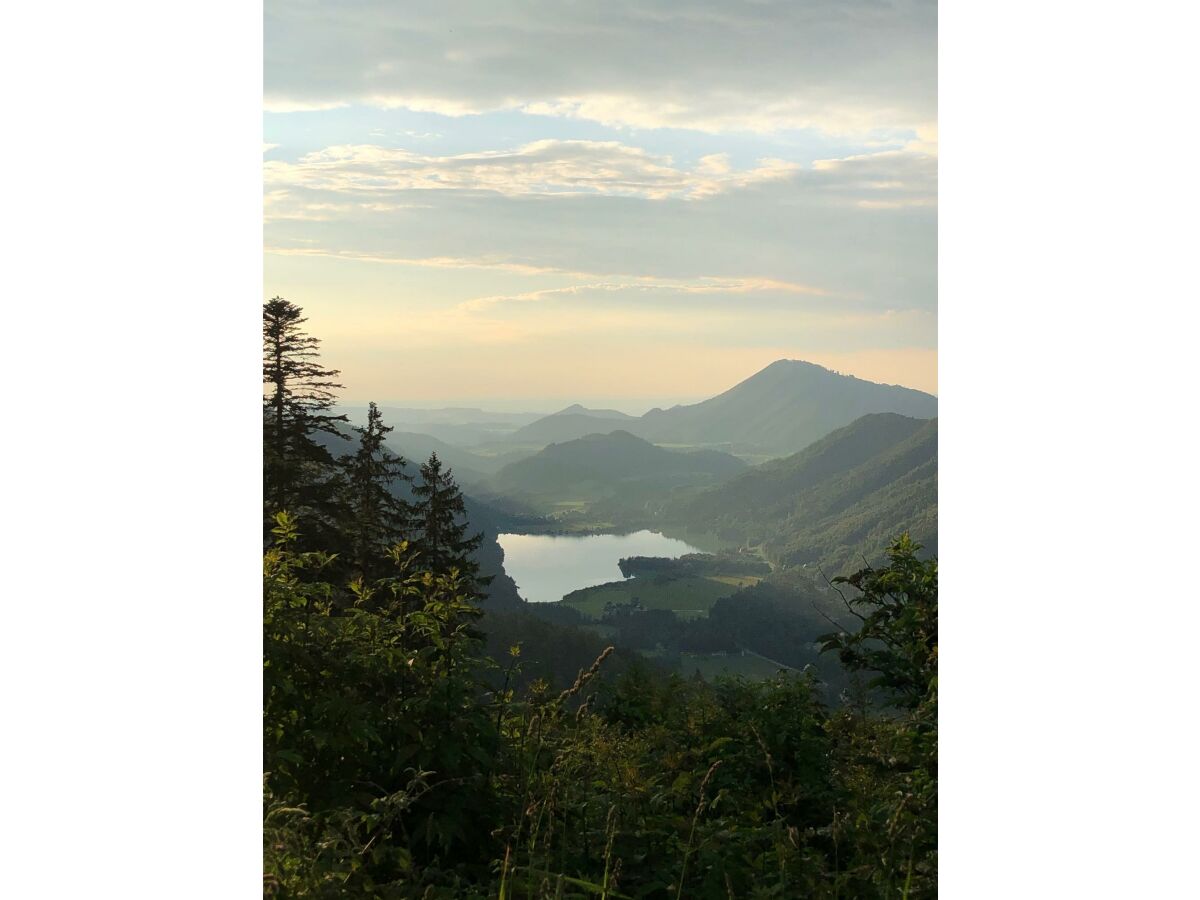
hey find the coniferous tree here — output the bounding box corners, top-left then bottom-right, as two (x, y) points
(262, 297), (348, 529)
(344, 402), (413, 578)
(412, 452), (488, 595)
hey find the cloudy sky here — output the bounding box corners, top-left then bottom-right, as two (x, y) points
(264, 0), (936, 410)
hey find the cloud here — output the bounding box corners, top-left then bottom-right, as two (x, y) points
(810, 151), (936, 208)
(454, 275), (831, 314)
(264, 141), (935, 313)
(264, 140), (800, 200)
(263, 246), (579, 277)
(265, 0), (936, 136)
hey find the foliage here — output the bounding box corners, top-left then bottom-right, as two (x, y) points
(264, 517), (938, 897)
(819, 534), (938, 897)
(264, 512), (500, 894)
(819, 534), (938, 710)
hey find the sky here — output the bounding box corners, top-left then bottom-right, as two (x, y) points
(264, 0), (937, 411)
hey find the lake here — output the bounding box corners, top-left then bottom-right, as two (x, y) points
(497, 530), (706, 604)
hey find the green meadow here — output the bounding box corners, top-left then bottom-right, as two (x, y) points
(561, 574), (740, 619)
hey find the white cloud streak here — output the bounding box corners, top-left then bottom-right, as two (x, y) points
(264, 140), (801, 200)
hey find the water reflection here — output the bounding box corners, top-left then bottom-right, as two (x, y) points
(497, 530), (705, 604)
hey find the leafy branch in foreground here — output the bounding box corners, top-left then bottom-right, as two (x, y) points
(819, 533), (937, 711)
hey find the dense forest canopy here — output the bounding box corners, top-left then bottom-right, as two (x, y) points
(263, 299), (938, 897)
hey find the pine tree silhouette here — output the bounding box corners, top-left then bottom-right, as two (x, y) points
(412, 452), (489, 596)
(344, 402), (413, 578)
(262, 297), (348, 533)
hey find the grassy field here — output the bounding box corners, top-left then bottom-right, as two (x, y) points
(676, 651), (792, 680)
(704, 574), (764, 588)
(561, 575), (738, 620)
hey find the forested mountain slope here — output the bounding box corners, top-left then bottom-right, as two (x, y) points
(669, 414), (937, 570)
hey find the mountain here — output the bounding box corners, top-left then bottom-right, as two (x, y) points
(341, 361), (934, 457)
(667, 413), (937, 571)
(631, 359), (936, 455)
(491, 430), (747, 501)
(509, 404), (636, 445)
(553, 403), (635, 420)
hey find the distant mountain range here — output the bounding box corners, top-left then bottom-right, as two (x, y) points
(634, 360), (936, 454)
(508, 360), (936, 456)
(338, 360), (935, 464)
(666, 413), (937, 571)
(336, 405), (545, 447)
(337, 406), (544, 427)
(555, 403), (636, 420)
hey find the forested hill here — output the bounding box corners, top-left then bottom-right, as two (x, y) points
(509, 404), (636, 444)
(668, 413), (937, 570)
(631, 359), (936, 455)
(491, 429), (747, 497)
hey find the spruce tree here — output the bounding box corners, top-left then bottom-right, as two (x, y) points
(412, 452), (488, 595)
(262, 297), (348, 527)
(344, 402), (413, 578)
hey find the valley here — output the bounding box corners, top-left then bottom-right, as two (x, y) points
(338, 359), (938, 687)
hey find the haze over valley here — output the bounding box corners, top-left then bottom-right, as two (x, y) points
(328, 358), (937, 646)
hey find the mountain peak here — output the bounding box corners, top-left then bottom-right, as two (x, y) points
(759, 358), (830, 375)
